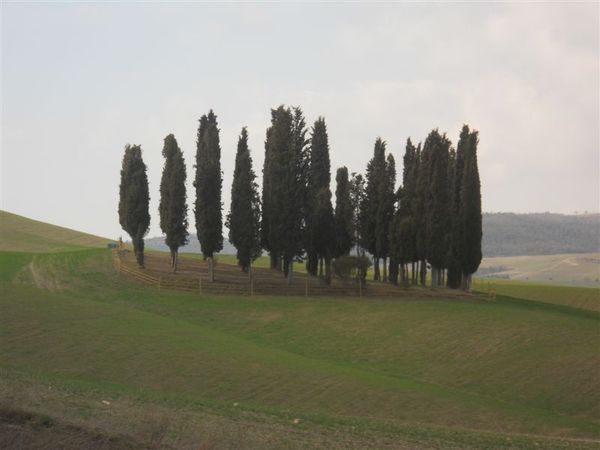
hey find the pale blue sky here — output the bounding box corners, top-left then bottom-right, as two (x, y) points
(2, 2), (598, 239)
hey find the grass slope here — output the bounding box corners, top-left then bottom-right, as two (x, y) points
(1, 248), (599, 448)
(0, 210), (112, 252)
(474, 277), (600, 313)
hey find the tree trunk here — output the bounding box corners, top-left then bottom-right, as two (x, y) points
(324, 258), (331, 285)
(307, 253), (318, 276)
(461, 273), (472, 291)
(420, 259), (427, 286)
(319, 257), (324, 278)
(173, 250), (178, 274)
(134, 236), (144, 268)
(373, 257), (380, 281)
(208, 257), (214, 282)
(431, 266), (438, 288)
(270, 253), (282, 271)
(287, 261), (294, 285)
(382, 257), (387, 282)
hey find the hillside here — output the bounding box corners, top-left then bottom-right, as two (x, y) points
(483, 213), (599, 257)
(1, 214), (599, 449)
(144, 235), (238, 255)
(0, 210), (113, 252)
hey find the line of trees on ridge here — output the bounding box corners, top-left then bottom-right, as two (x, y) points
(118, 106), (482, 290)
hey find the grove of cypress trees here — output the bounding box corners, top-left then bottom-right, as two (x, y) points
(334, 166), (354, 258)
(459, 125), (482, 290)
(226, 127), (261, 274)
(194, 110), (223, 282)
(159, 134), (188, 273)
(118, 144), (150, 268)
(306, 117), (333, 278)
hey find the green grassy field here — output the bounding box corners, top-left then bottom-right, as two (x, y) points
(1, 217), (599, 448)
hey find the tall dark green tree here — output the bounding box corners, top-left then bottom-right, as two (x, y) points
(390, 138), (418, 286)
(446, 141), (463, 289)
(159, 134), (188, 273)
(334, 166), (354, 258)
(414, 143), (429, 285)
(376, 152), (395, 282)
(423, 129), (451, 287)
(194, 110), (223, 282)
(349, 172), (365, 257)
(312, 187), (335, 283)
(118, 144), (150, 268)
(261, 111), (277, 269)
(306, 117), (333, 277)
(361, 138), (395, 281)
(459, 125), (482, 290)
(226, 128), (261, 274)
(262, 105), (305, 282)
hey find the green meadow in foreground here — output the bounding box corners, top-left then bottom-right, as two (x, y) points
(1, 213), (599, 448)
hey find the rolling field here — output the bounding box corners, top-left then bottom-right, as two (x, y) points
(477, 253), (600, 287)
(1, 215), (599, 448)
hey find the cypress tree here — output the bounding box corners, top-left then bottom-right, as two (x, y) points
(312, 187), (335, 284)
(414, 142), (429, 286)
(194, 110), (223, 282)
(376, 152), (395, 282)
(262, 105), (305, 282)
(118, 144), (150, 268)
(306, 117), (333, 277)
(261, 110), (277, 269)
(334, 166), (354, 258)
(446, 139), (463, 289)
(349, 172), (366, 257)
(388, 186), (401, 285)
(226, 127), (261, 273)
(423, 129), (451, 287)
(159, 134), (188, 273)
(390, 138), (418, 286)
(361, 138), (387, 281)
(459, 126), (482, 290)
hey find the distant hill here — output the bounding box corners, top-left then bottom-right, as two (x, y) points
(0, 210), (113, 253)
(483, 213), (599, 257)
(144, 235), (238, 255)
(144, 213), (599, 258)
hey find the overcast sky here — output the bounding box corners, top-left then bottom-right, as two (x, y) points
(2, 2), (598, 239)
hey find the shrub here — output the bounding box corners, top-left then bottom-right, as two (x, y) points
(332, 255), (371, 283)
